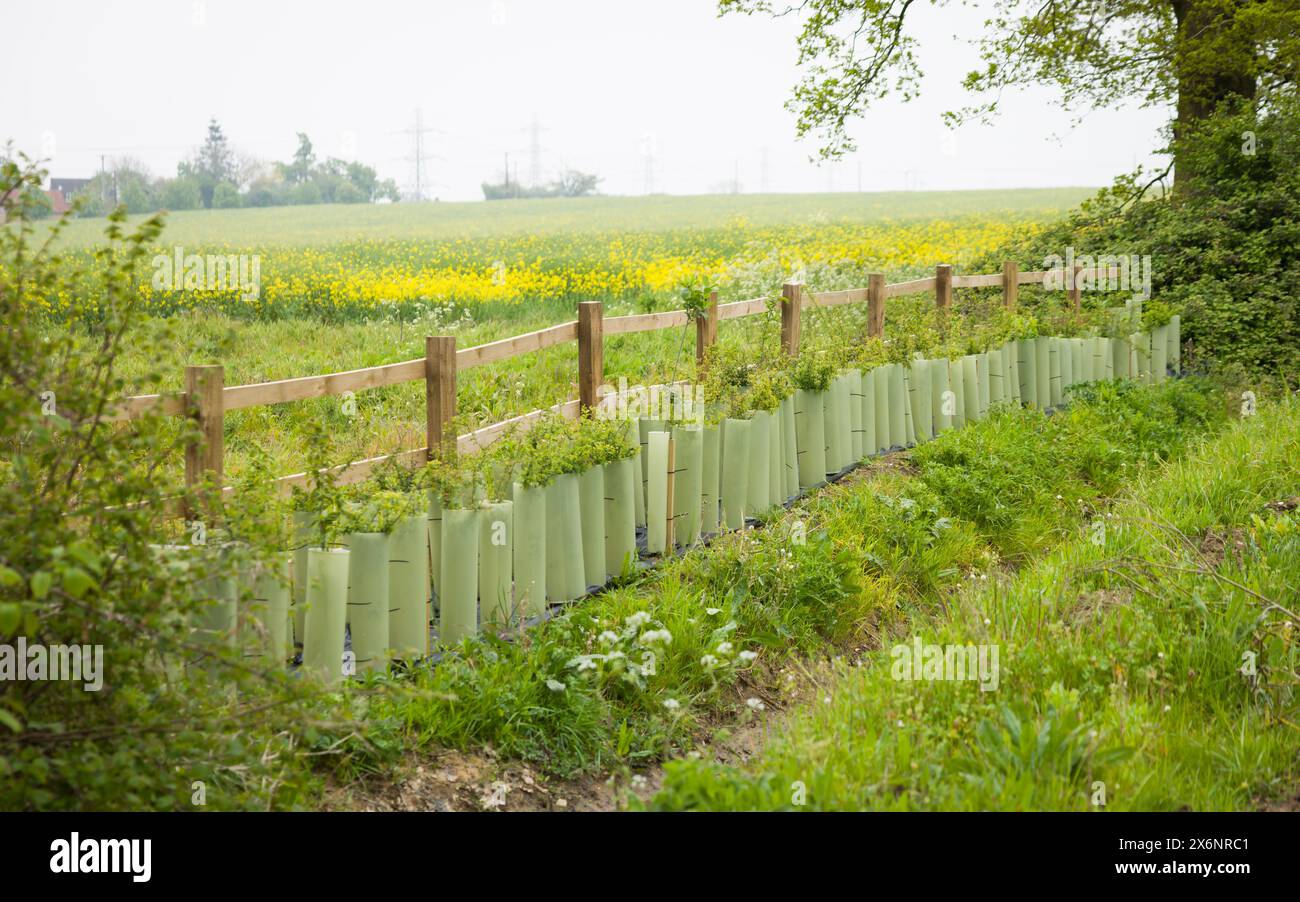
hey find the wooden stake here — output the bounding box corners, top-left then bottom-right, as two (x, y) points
(426, 335), (457, 458)
(184, 364), (224, 519)
(695, 290), (719, 375)
(577, 301), (604, 412)
(936, 264), (953, 310)
(781, 282), (802, 356)
(867, 272), (886, 337)
(1002, 261), (1019, 311)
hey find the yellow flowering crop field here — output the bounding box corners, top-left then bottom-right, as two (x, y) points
(48, 188), (1091, 322)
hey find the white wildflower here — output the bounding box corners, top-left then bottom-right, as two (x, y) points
(746, 697), (766, 712)
(662, 698), (681, 712)
(546, 678), (566, 692)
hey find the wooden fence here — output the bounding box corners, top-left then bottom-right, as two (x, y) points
(111, 261), (1119, 516)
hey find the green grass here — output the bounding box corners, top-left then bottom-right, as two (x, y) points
(646, 394), (1298, 811)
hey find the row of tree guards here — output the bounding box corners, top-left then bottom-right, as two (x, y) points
(186, 315), (1181, 685)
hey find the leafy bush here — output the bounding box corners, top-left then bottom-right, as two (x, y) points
(972, 95), (1300, 377)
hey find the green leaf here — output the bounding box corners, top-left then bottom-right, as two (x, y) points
(0, 566), (21, 588)
(62, 567), (96, 599)
(0, 708), (22, 734)
(0, 602), (19, 637)
(29, 571), (52, 600)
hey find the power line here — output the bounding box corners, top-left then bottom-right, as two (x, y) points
(393, 108), (442, 201)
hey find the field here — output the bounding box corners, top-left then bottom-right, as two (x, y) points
(49, 188), (1092, 481)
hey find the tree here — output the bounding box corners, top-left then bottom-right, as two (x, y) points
(185, 118), (236, 208)
(722, 0), (1300, 187)
(279, 133), (316, 186)
(158, 176), (203, 211)
(556, 169), (602, 197)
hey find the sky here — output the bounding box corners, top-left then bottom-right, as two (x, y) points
(2, 0), (1171, 200)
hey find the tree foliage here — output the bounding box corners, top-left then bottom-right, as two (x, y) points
(722, 0), (1300, 182)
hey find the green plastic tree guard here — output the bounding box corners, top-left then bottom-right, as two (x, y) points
(248, 554), (291, 664)
(1047, 340), (1062, 406)
(1034, 337), (1051, 408)
(988, 347), (1005, 407)
(512, 481), (547, 618)
(439, 508), (479, 644)
(949, 360), (967, 430)
(388, 514), (429, 660)
(849, 372), (865, 459)
(908, 359), (933, 442)
(1016, 339), (1037, 408)
(901, 369), (916, 446)
(303, 547), (349, 686)
(637, 418), (664, 528)
(885, 364), (905, 447)
(748, 410), (773, 510)
(1169, 315), (1181, 374)
(1151, 323), (1168, 383)
(869, 366), (888, 450)
(628, 419), (646, 529)
(931, 359), (952, 434)
(793, 391), (826, 490)
(861, 369), (878, 454)
(546, 473), (587, 601)
(427, 491), (443, 600)
(962, 355), (980, 423)
(478, 500), (514, 628)
(767, 409), (783, 506)
(577, 467), (605, 588)
(835, 375), (854, 468)
(291, 510), (315, 646)
(976, 353), (991, 419)
(780, 396), (798, 500)
(345, 533), (390, 675)
(1134, 331), (1151, 384)
(645, 431), (670, 554)
(603, 457), (638, 578)
(1004, 342), (1021, 405)
(673, 425), (704, 547)
(721, 417), (751, 528)
(700, 425), (722, 535)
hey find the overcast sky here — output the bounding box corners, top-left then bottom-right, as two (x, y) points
(3, 0), (1170, 200)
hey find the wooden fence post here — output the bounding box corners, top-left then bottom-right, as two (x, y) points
(695, 290), (719, 376)
(867, 272), (886, 338)
(1069, 264), (1082, 313)
(426, 336), (457, 458)
(184, 364), (224, 520)
(936, 264), (953, 311)
(781, 282), (802, 356)
(1002, 261), (1019, 311)
(578, 301), (604, 412)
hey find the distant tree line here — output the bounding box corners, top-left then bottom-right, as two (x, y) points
(69, 119), (401, 216)
(482, 169), (601, 200)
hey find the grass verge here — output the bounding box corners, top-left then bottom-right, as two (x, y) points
(645, 393), (1297, 810)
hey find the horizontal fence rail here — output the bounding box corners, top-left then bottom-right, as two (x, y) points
(108, 262), (1135, 515)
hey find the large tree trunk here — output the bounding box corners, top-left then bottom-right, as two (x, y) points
(1171, 0), (1257, 192)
